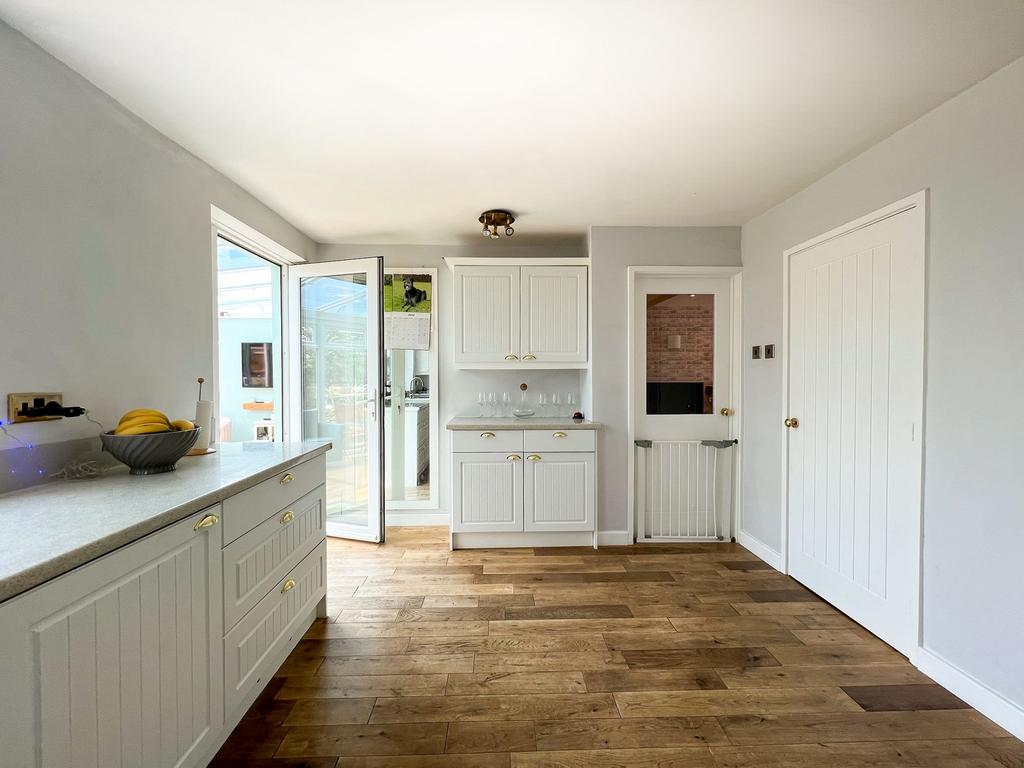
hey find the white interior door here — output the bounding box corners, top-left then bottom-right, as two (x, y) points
(289, 257), (384, 542)
(632, 276), (737, 541)
(786, 202), (924, 656)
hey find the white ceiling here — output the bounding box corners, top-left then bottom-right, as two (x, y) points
(3, 1), (1024, 244)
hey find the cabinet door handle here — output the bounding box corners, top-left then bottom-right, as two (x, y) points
(280, 509), (295, 525)
(194, 513), (219, 531)
(552, 431), (567, 438)
(527, 454), (542, 462)
(522, 354), (537, 361)
(480, 431), (496, 438)
(504, 354), (519, 361)
(281, 578), (296, 594)
(279, 472), (294, 485)
(507, 454), (522, 461)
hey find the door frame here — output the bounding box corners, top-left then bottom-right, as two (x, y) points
(210, 205), (305, 446)
(779, 190), (927, 648)
(625, 265), (743, 544)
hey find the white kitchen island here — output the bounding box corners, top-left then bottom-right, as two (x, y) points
(0, 440), (330, 768)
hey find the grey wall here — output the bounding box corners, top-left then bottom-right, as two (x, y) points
(588, 227), (742, 534)
(741, 57), (1024, 707)
(316, 242), (586, 520)
(0, 21), (314, 485)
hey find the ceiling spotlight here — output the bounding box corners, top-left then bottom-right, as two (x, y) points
(478, 209), (516, 239)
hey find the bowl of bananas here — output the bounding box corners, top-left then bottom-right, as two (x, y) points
(100, 409), (201, 475)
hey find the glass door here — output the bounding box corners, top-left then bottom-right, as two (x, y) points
(288, 258), (384, 542)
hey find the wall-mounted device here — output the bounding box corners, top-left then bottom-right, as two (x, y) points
(751, 345), (761, 360)
(6, 393), (86, 423)
(764, 344), (775, 359)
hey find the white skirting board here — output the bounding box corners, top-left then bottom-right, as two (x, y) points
(736, 530), (783, 571)
(597, 530), (630, 546)
(453, 531), (596, 549)
(912, 646), (1024, 741)
(385, 512), (449, 526)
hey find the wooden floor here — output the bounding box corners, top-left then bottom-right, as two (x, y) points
(212, 527), (1023, 767)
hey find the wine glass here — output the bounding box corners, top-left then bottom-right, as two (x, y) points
(551, 393), (562, 418)
(487, 392), (497, 417)
(538, 393), (548, 417)
(477, 391), (486, 417)
(502, 392), (512, 416)
(566, 392), (577, 416)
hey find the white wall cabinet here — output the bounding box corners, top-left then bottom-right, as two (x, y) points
(451, 429), (596, 540)
(453, 264), (588, 368)
(0, 507), (225, 768)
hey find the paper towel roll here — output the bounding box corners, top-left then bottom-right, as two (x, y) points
(195, 399), (213, 451)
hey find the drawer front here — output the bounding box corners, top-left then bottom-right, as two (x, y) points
(525, 429), (595, 453)
(223, 485), (326, 630)
(452, 429), (523, 453)
(224, 541), (326, 715)
(223, 453), (326, 545)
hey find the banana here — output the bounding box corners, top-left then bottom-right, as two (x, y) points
(117, 416), (170, 433)
(115, 422), (173, 436)
(117, 408), (169, 426)
(170, 419), (195, 431)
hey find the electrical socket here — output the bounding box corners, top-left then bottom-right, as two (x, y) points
(6, 393), (63, 424)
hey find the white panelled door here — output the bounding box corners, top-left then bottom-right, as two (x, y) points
(521, 266), (588, 363)
(453, 266), (519, 364)
(451, 452), (524, 532)
(524, 452), (595, 532)
(786, 200), (924, 656)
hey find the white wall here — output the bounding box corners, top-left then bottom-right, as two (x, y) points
(0, 22), (314, 459)
(741, 57), (1024, 715)
(588, 227), (742, 536)
(316, 243), (586, 520)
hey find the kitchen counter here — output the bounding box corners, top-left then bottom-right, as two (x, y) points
(0, 440), (331, 603)
(447, 417), (601, 430)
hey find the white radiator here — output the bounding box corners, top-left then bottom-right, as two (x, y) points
(635, 440), (732, 542)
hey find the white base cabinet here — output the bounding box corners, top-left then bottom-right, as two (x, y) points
(451, 429), (596, 543)
(0, 452), (327, 768)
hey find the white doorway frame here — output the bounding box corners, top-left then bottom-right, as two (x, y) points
(625, 265), (743, 544)
(384, 267), (440, 512)
(779, 190), (927, 649)
(209, 205), (305, 446)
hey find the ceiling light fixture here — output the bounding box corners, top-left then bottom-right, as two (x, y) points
(479, 209), (515, 239)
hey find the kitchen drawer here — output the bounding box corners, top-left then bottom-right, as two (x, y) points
(223, 485), (326, 630)
(223, 453), (326, 545)
(452, 429), (523, 453)
(224, 541), (326, 715)
(525, 429), (595, 453)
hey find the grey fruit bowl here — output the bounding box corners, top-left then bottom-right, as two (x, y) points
(100, 427), (201, 475)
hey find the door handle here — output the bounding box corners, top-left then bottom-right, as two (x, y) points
(526, 454), (542, 462)
(280, 509), (295, 525)
(552, 431), (567, 438)
(507, 454), (522, 461)
(504, 354), (519, 361)
(785, 417), (800, 429)
(279, 472), (294, 485)
(194, 514), (219, 531)
(481, 431), (496, 438)
(368, 388), (378, 422)
(522, 354), (537, 361)
(720, 407), (734, 416)
(281, 578), (296, 594)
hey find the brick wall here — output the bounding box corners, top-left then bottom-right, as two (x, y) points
(646, 295), (713, 388)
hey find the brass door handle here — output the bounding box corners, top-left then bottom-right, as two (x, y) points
(720, 407), (734, 417)
(194, 514), (219, 531)
(279, 472), (294, 485)
(280, 509), (295, 525)
(527, 454), (542, 462)
(507, 454), (522, 461)
(522, 354), (537, 361)
(552, 431), (567, 438)
(785, 417), (800, 429)
(481, 431), (496, 438)
(504, 354), (519, 361)
(281, 578), (296, 594)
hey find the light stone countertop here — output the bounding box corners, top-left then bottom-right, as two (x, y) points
(0, 440), (331, 604)
(447, 417), (601, 431)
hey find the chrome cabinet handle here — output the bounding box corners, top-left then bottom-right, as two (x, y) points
(526, 454), (542, 462)
(481, 431), (496, 438)
(280, 509), (295, 525)
(504, 354), (519, 361)
(552, 431), (567, 438)
(522, 354), (537, 361)
(194, 514), (219, 531)
(279, 472), (294, 485)
(507, 454), (522, 461)
(281, 578), (296, 594)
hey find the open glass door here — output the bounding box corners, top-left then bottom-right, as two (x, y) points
(288, 258), (384, 542)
